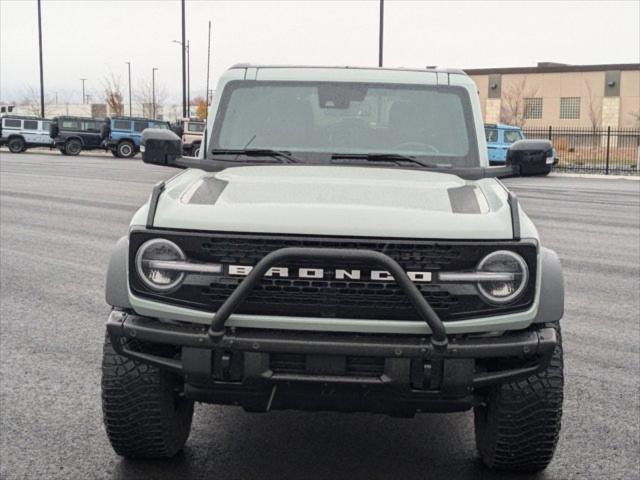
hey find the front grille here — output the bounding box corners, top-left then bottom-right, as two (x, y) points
(129, 230), (537, 321)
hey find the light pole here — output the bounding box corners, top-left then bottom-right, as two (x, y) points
(37, 0), (45, 117)
(172, 39), (190, 117)
(125, 62), (132, 117)
(152, 67), (158, 119)
(80, 78), (87, 104)
(378, 0), (384, 67)
(181, 0), (187, 118)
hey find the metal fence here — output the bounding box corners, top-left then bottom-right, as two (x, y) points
(522, 126), (640, 175)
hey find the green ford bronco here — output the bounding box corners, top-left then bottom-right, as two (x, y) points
(102, 65), (564, 472)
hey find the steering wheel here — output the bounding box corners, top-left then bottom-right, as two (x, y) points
(393, 142), (440, 154)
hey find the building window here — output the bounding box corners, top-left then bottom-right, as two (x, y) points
(560, 97), (581, 119)
(524, 97), (543, 119)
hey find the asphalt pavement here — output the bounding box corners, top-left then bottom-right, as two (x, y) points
(1, 151), (639, 480)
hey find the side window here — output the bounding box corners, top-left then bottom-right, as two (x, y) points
(82, 121), (99, 132)
(42, 121), (51, 131)
(503, 130), (523, 143)
(485, 128), (498, 143)
(24, 120), (38, 130)
(4, 119), (21, 128)
(133, 121), (149, 132)
(114, 120), (131, 130)
(62, 120), (80, 129)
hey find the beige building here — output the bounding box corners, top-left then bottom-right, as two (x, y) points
(465, 63), (640, 129)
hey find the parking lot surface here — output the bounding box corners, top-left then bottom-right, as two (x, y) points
(1, 151), (639, 479)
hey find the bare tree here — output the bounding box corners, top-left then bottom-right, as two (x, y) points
(500, 77), (538, 127)
(584, 80), (601, 129)
(103, 72), (124, 116)
(134, 80), (168, 119)
(19, 85), (47, 116)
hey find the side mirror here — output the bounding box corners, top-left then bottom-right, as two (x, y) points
(506, 139), (554, 176)
(141, 128), (183, 166)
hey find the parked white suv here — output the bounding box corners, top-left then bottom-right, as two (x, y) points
(0, 115), (54, 153)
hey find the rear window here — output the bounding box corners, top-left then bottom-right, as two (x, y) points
(485, 128), (498, 143)
(4, 119), (21, 128)
(134, 121), (149, 132)
(61, 120), (80, 129)
(83, 121), (100, 132)
(114, 120), (131, 130)
(187, 122), (205, 133)
(23, 120), (38, 130)
(504, 130), (523, 143)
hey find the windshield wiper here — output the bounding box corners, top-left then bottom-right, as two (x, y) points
(330, 153), (447, 169)
(211, 148), (299, 164)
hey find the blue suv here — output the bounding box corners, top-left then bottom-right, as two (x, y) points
(484, 123), (525, 164)
(101, 117), (171, 158)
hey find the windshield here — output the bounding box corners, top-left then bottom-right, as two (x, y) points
(210, 81), (479, 167)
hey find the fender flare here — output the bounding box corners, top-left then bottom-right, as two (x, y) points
(105, 236), (131, 308)
(533, 247), (564, 323)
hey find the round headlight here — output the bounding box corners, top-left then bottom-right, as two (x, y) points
(477, 250), (528, 304)
(135, 239), (186, 292)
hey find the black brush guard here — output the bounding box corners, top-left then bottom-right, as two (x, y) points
(107, 247), (557, 393)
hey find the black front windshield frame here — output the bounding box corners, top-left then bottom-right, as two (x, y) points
(208, 80), (480, 169)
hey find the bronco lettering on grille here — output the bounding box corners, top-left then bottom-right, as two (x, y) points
(227, 265), (432, 282)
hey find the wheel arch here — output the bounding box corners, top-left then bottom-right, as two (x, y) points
(533, 247), (564, 323)
(65, 135), (85, 146)
(105, 236), (132, 309)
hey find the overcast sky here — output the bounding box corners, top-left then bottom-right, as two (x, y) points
(1, 0), (638, 104)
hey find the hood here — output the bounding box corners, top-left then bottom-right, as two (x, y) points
(147, 166), (517, 239)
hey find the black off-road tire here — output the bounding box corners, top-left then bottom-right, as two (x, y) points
(117, 141), (135, 158)
(8, 136), (26, 153)
(474, 325), (564, 472)
(65, 139), (82, 156)
(101, 335), (194, 459)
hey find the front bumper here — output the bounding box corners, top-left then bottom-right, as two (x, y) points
(107, 310), (557, 413)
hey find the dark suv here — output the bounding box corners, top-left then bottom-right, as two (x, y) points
(50, 116), (104, 155)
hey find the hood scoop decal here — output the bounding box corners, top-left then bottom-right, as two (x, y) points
(447, 185), (489, 214)
(181, 176), (228, 205)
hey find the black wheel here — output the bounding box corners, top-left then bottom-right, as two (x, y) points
(101, 334), (194, 459)
(193, 144), (201, 157)
(65, 139), (82, 156)
(58, 147), (68, 155)
(117, 141), (135, 158)
(8, 137), (26, 153)
(474, 325), (564, 472)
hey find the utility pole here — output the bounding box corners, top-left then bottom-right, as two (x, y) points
(126, 61), (132, 117)
(181, 0), (187, 118)
(37, 0), (45, 117)
(152, 67), (158, 119)
(205, 21), (212, 113)
(203, 20), (212, 153)
(187, 40), (190, 116)
(378, 0), (384, 67)
(80, 78), (87, 104)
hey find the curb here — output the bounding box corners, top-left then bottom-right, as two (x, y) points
(549, 172), (640, 181)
